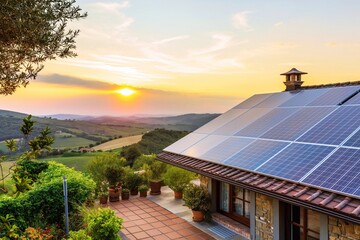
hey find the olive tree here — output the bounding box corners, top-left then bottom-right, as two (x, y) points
(0, 0), (87, 95)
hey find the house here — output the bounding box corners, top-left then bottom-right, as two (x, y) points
(157, 69), (360, 240)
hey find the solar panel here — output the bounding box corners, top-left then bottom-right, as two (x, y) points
(213, 108), (273, 136)
(307, 86), (360, 106)
(343, 128), (360, 147)
(298, 106), (360, 145)
(260, 107), (335, 141)
(344, 91), (360, 105)
(200, 137), (255, 163)
(164, 133), (207, 154)
(257, 143), (335, 181)
(302, 148), (360, 196)
(233, 93), (271, 109)
(182, 135), (229, 158)
(194, 109), (248, 134)
(235, 108), (299, 137)
(279, 88), (330, 107)
(224, 140), (289, 170)
(255, 92), (297, 108)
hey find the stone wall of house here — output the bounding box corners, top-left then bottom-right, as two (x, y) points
(329, 217), (360, 240)
(255, 193), (273, 240)
(199, 175), (209, 187)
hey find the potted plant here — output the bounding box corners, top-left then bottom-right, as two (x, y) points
(163, 166), (195, 199)
(121, 188), (130, 200)
(99, 191), (108, 204)
(149, 161), (167, 195)
(139, 184), (149, 197)
(183, 184), (211, 222)
(125, 171), (144, 196)
(105, 166), (124, 202)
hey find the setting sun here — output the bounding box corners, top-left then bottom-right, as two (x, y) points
(116, 88), (136, 97)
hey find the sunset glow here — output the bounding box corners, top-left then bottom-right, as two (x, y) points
(1, 0), (360, 116)
(116, 88), (136, 97)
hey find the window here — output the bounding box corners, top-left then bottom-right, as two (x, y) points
(218, 182), (250, 226)
(284, 203), (320, 240)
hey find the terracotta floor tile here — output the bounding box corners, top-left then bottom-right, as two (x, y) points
(132, 219), (147, 225)
(172, 217), (186, 224)
(145, 217), (158, 223)
(170, 223), (185, 231)
(178, 228), (195, 237)
(134, 209), (146, 214)
(128, 215), (141, 221)
(158, 226), (173, 234)
(141, 213), (152, 218)
(165, 231), (182, 239)
(149, 211), (162, 217)
(126, 234), (137, 240)
(139, 224), (153, 231)
(123, 221), (136, 228)
(146, 228), (162, 237)
(121, 229), (129, 235)
(151, 221), (166, 228)
(153, 235), (170, 240)
(126, 226), (142, 234)
(155, 215), (168, 221)
(133, 231), (150, 239)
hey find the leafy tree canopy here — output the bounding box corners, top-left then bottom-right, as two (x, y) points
(0, 0), (87, 95)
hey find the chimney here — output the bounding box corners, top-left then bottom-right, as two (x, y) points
(281, 68), (307, 91)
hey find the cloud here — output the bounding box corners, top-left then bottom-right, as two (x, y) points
(273, 21), (283, 27)
(152, 35), (189, 45)
(92, 1), (129, 12)
(232, 11), (253, 31)
(192, 34), (233, 55)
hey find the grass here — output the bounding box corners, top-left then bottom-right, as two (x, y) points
(52, 135), (95, 149)
(94, 135), (143, 151)
(40, 152), (112, 172)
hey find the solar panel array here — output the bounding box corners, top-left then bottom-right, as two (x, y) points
(164, 85), (360, 198)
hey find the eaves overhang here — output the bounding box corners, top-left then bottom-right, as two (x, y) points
(157, 151), (360, 225)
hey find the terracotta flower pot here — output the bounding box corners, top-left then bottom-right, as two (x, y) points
(140, 191), (147, 197)
(174, 191), (183, 199)
(150, 180), (162, 195)
(192, 210), (204, 222)
(108, 188), (120, 202)
(121, 191), (130, 200)
(99, 195), (108, 204)
(130, 189), (138, 196)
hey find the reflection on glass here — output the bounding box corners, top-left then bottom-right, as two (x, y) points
(220, 182), (229, 212)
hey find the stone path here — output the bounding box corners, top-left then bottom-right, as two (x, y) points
(110, 197), (216, 240)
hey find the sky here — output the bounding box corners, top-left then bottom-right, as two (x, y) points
(1, 0), (360, 116)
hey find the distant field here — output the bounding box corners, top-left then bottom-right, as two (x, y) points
(94, 135), (143, 151)
(41, 152), (111, 172)
(52, 134), (95, 149)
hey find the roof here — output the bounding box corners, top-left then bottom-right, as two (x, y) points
(157, 152), (360, 224)
(280, 68), (308, 75)
(159, 83), (360, 223)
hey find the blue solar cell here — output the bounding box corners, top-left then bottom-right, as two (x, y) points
(344, 92), (360, 105)
(224, 140), (289, 170)
(307, 86), (360, 106)
(280, 88), (330, 107)
(298, 106), (360, 145)
(235, 108), (299, 137)
(255, 92), (296, 108)
(200, 137), (254, 163)
(343, 129), (360, 147)
(233, 94), (271, 109)
(260, 107), (335, 141)
(302, 148), (360, 196)
(213, 108), (273, 136)
(257, 143), (335, 181)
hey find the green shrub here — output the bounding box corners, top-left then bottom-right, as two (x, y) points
(138, 184), (149, 192)
(163, 166), (195, 192)
(69, 229), (92, 240)
(132, 154), (156, 170)
(86, 208), (122, 240)
(149, 160), (167, 181)
(183, 184), (211, 213)
(0, 162), (95, 229)
(105, 166), (124, 188)
(14, 160), (49, 182)
(124, 171), (144, 191)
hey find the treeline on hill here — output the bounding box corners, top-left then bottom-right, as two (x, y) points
(121, 128), (188, 165)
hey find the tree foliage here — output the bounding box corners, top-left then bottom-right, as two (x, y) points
(0, 0), (87, 95)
